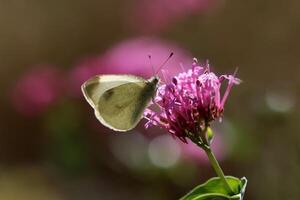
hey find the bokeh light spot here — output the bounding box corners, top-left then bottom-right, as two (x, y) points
(148, 135), (181, 168)
(265, 90), (296, 113)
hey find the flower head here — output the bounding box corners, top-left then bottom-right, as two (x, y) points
(144, 59), (241, 143)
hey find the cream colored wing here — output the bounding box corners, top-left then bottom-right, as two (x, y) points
(81, 75), (156, 132)
(81, 75), (146, 109)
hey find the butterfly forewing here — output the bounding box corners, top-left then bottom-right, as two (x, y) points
(82, 75), (146, 108)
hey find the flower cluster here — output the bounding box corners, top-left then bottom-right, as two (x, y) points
(144, 59), (241, 143)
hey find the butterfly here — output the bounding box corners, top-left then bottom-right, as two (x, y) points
(81, 53), (174, 132)
(81, 74), (159, 132)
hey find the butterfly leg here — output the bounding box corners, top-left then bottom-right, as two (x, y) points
(151, 97), (160, 108)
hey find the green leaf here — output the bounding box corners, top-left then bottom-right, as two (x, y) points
(180, 176), (247, 200)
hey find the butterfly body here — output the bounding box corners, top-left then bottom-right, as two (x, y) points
(81, 75), (159, 132)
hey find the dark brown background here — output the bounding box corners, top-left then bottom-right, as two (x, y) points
(0, 0), (300, 199)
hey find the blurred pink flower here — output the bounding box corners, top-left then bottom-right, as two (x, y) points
(128, 0), (222, 33)
(69, 37), (192, 96)
(69, 56), (105, 96)
(144, 59), (241, 143)
(101, 37), (192, 76)
(11, 66), (65, 117)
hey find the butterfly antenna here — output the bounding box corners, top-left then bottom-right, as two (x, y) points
(155, 52), (174, 75)
(148, 54), (155, 76)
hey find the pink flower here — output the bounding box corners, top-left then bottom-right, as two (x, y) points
(69, 37), (192, 96)
(11, 66), (65, 117)
(144, 59), (241, 143)
(128, 0), (221, 33)
(101, 37), (192, 76)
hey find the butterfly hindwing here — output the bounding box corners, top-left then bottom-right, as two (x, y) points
(97, 82), (152, 131)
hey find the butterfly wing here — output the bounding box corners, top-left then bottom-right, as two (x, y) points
(81, 75), (156, 131)
(81, 75), (145, 109)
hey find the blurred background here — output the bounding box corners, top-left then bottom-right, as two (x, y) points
(1, 0), (300, 199)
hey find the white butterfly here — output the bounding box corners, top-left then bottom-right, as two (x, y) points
(81, 74), (159, 132)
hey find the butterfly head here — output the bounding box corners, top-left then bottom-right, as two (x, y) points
(147, 76), (160, 90)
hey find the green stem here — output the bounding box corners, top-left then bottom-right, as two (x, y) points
(202, 145), (235, 195)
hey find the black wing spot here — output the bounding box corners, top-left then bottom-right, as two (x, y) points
(103, 90), (114, 101)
